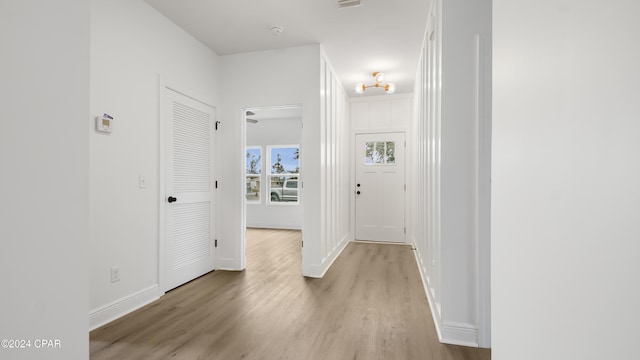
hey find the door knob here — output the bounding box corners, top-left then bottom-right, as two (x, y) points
(357, 183), (361, 187)
(356, 191), (361, 195)
(167, 196), (177, 203)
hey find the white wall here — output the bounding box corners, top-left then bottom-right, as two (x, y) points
(410, 0), (492, 347)
(0, 1), (90, 358)
(246, 117), (302, 229)
(219, 45), (351, 277)
(350, 95), (412, 131)
(493, 1), (640, 359)
(218, 46), (318, 271)
(89, 0), (220, 329)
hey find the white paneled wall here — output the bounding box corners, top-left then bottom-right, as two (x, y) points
(350, 95), (412, 131)
(410, 0), (491, 348)
(303, 50), (351, 277)
(411, 0), (443, 331)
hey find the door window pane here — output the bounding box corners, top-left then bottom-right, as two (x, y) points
(375, 142), (385, 164)
(364, 141), (396, 165)
(365, 142), (376, 164)
(385, 141), (395, 164)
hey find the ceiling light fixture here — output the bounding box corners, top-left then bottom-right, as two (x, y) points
(355, 72), (396, 95)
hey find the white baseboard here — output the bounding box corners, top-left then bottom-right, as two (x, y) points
(89, 285), (161, 331)
(217, 258), (242, 271)
(411, 244), (479, 347)
(245, 224), (302, 230)
(441, 321), (480, 347)
(304, 233), (350, 278)
(305, 264), (324, 278)
(412, 246), (444, 341)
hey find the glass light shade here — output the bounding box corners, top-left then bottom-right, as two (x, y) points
(355, 83), (365, 94)
(374, 72), (385, 83)
(384, 83), (396, 94)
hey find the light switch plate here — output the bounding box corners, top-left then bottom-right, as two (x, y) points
(139, 175), (147, 189)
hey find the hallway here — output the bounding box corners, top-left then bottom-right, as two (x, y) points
(90, 229), (490, 359)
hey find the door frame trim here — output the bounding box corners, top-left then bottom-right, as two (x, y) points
(158, 76), (217, 294)
(351, 129), (408, 243)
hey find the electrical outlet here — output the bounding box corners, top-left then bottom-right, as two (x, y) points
(111, 266), (120, 283)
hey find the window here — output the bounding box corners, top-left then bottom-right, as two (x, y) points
(267, 145), (300, 204)
(245, 147), (261, 203)
(364, 141), (395, 165)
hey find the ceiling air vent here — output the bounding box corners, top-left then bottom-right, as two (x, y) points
(336, 0), (362, 8)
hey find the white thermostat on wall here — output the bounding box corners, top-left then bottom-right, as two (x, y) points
(96, 114), (113, 133)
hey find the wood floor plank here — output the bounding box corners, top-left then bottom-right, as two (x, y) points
(90, 228), (491, 359)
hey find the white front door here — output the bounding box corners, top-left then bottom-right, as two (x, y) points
(355, 133), (405, 242)
(164, 88), (216, 291)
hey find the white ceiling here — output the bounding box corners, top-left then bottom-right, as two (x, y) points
(145, 0), (431, 96)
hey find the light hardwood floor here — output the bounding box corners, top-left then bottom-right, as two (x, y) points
(91, 228), (491, 360)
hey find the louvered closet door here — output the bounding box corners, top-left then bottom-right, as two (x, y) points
(165, 88), (216, 291)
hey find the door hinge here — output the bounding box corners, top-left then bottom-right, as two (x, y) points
(404, 184), (406, 191)
(404, 227), (406, 235)
(301, 241), (303, 248)
(215, 239), (218, 248)
(215, 121), (220, 130)
(215, 180), (218, 189)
